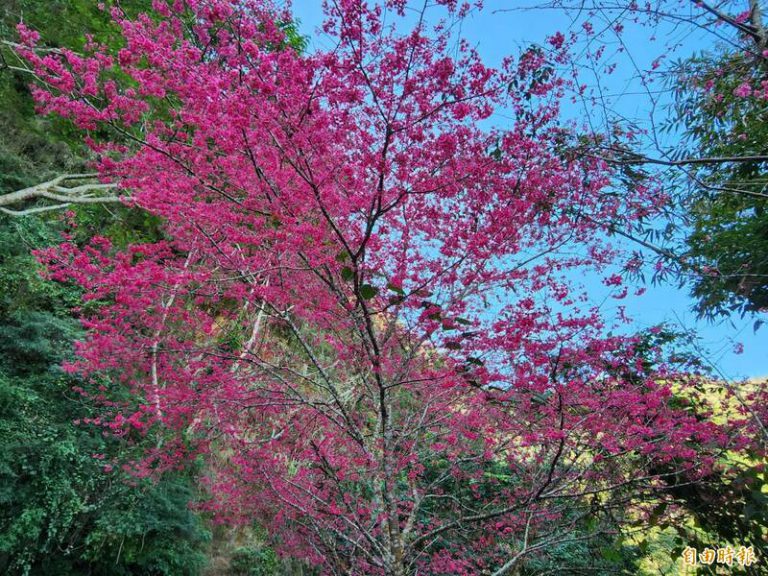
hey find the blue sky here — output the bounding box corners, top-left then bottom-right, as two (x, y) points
(289, 0), (766, 379)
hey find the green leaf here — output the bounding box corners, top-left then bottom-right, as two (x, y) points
(341, 267), (354, 281)
(649, 502), (667, 526)
(638, 539), (649, 554)
(359, 284), (378, 299)
(600, 546), (621, 562)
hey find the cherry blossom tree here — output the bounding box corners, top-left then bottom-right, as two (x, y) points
(16, 1), (749, 574)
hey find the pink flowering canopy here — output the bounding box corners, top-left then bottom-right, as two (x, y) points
(18, 1), (749, 574)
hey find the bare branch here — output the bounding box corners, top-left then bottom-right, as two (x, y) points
(0, 174), (123, 216)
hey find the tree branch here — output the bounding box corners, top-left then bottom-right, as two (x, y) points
(0, 174), (122, 215)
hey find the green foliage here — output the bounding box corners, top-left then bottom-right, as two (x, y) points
(520, 533), (639, 575)
(0, 375), (211, 575)
(661, 461), (767, 550)
(0, 2), (146, 193)
(0, 216), (211, 576)
(1, 1), (122, 49)
(80, 477), (211, 576)
(229, 546), (280, 576)
(667, 50), (768, 320)
(0, 4), (207, 564)
(0, 3), (312, 573)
